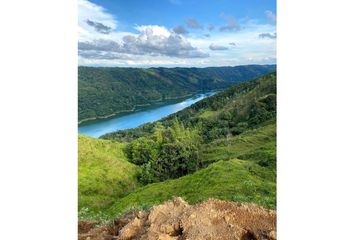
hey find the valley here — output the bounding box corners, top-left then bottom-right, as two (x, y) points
(78, 65), (276, 123)
(78, 71), (276, 223)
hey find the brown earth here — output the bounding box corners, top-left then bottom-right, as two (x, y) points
(78, 197), (276, 240)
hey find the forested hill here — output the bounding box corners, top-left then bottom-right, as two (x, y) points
(102, 72), (276, 144)
(78, 64), (275, 122)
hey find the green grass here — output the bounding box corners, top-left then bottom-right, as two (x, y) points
(106, 159), (275, 218)
(199, 110), (219, 119)
(78, 135), (141, 216)
(201, 122), (276, 167)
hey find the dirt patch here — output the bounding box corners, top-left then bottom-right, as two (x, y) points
(78, 197), (276, 240)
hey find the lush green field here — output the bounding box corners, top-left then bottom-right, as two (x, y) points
(78, 135), (140, 217)
(79, 65), (275, 122)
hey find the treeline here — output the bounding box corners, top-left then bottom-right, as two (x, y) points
(78, 65), (276, 122)
(102, 72), (276, 144)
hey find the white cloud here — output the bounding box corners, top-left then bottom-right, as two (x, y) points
(78, 1), (276, 66)
(79, 25), (209, 59)
(188, 23), (276, 66)
(78, 0), (117, 41)
(265, 10), (276, 25)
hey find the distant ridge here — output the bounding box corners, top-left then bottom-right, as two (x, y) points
(79, 64), (275, 122)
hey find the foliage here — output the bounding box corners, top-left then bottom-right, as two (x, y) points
(125, 121), (202, 184)
(78, 65), (276, 122)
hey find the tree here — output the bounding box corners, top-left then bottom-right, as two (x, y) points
(125, 119), (201, 184)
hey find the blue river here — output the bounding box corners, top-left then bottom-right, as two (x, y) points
(78, 92), (215, 138)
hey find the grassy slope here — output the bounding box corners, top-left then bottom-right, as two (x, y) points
(78, 135), (141, 213)
(107, 158), (275, 218)
(201, 121), (276, 167)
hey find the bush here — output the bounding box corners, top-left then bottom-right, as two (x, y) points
(125, 120), (202, 184)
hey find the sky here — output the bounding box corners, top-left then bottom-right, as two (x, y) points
(78, 0), (276, 67)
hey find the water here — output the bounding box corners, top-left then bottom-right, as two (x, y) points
(78, 92), (215, 138)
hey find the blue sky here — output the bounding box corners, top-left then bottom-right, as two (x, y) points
(78, 0), (276, 67)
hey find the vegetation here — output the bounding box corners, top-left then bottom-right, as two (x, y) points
(78, 65), (275, 122)
(106, 159), (275, 218)
(78, 135), (140, 217)
(78, 72), (277, 220)
(201, 121), (276, 170)
(102, 72), (276, 145)
(125, 121), (202, 184)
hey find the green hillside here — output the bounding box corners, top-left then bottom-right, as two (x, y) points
(79, 72), (276, 220)
(78, 65), (275, 122)
(78, 135), (140, 216)
(102, 72), (276, 145)
(107, 158), (275, 218)
(201, 121), (276, 168)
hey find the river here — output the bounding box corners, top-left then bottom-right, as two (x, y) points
(78, 92), (215, 138)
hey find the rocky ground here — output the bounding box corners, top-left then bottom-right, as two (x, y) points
(78, 197), (276, 240)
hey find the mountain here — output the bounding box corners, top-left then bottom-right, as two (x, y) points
(79, 72), (276, 221)
(78, 65), (276, 123)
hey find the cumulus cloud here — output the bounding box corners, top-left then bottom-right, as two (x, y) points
(86, 19), (112, 34)
(265, 10), (276, 25)
(219, 13), (240, 31)
(185, 18), (203, 29)
(209, 44), (229, 51)
(259, 32), (276, 39)
(79, 25), (209, 59)
(78, 0), (117, 41)
(173, 25), (189, 35)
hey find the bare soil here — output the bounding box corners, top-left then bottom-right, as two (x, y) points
(78, 197), (276, 240)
